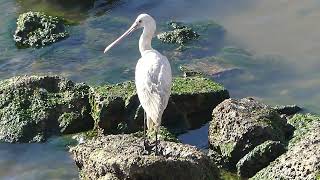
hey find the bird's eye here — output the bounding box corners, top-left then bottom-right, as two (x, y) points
(138, 20), (142, 23)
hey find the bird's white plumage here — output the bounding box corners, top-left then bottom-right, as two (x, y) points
(135, 50), (172, 131)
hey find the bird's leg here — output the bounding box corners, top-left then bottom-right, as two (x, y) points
(155, 129), (158, 155)
(143, 110), (147, 150)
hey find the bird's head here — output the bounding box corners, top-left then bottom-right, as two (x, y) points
(134, 14), (156, 30)
(104, 13), (156, 53)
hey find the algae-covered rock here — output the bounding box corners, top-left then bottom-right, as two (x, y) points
(89, 81), (139, 133)
(287, 113), (320, 148)
(236, 140), (285, 178)
(0, 75), (94, 143)
(70, 134), (219, 180)
(251, 121), (320, 180)
(157, 21), (200, 46)
(13, 11), (69, 48)
(209, 98), (290, 169)
(90, 76), (229, 134)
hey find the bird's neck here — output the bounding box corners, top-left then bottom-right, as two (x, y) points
(139, 26), (155, 56)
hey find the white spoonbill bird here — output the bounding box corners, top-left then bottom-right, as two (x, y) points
(104, 14), (172, 155)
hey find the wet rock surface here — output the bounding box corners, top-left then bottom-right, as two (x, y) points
(90, 76), (229, 134)
(209, 98), (290, 169)
(236, 140), (286, 178)
(251, 122), (320, 180)
(0, 75), (93, 143)
(70, 134), (219, 180)
(13, 11), (69, 48)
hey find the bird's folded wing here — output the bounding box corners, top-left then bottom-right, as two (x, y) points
(138, 62), (171, 123)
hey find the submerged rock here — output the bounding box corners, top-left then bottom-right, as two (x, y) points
(251, 121), (320, 180)
(209, 98), (290, 169)
(13, 11), (69, 48)
(236, 140), (286, 178)
(70, 134), (219, 180)
(90, 76), (229, 134)
(179, 56), (242, 78)
(0, 75), (94, 143)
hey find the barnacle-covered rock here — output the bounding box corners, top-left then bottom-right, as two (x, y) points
(70, 134), (219, 180)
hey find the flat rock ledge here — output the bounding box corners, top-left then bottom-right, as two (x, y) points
(70, 134), (219, 180)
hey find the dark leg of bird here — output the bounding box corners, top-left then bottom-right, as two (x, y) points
(155, 130), (158, 155)
(143, 111), (147, 150)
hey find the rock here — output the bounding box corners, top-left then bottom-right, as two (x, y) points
(70, 134), (219, 180)
(273, 104), (302, 116)
(90, 77), (229, 134)
(251, 122), (320, 180)
(0, 75), (94, 143)
(209, 98), (289, 169)
(236, 140), (286, 178)
(13, 11), (69, 48)
(157, 21), (200, 47)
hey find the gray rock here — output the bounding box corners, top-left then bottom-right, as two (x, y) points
(209, 98), (289, 168)
(0, 75), (94, 143)
(236, 140), (286, 178)
(70, 134), (219, 180)
(251, 123), (320, 180)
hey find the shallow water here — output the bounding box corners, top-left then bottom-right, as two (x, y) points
(1, 0), (320, 179)
(0, 142), (78, 180)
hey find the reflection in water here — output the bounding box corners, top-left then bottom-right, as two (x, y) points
(16, 0), (123, 21)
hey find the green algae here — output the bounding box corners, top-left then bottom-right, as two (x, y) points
(316, 171), (320, 180)
(220, 169), (242, 180)
(93, 81), (136, 106)
(172, 77), (225, 95)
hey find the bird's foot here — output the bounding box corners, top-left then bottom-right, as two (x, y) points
(140, 140), (161, 156)
(140, 140), (152, 155)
